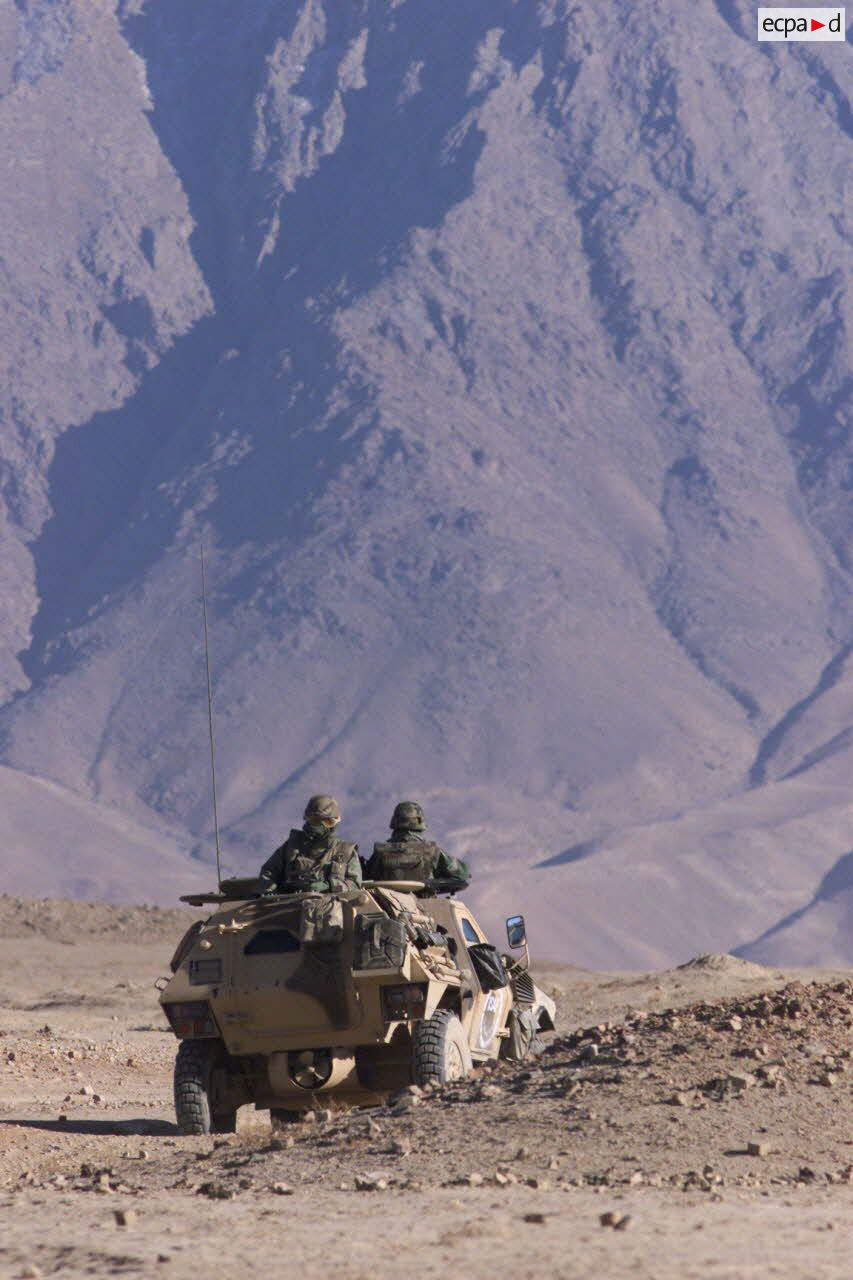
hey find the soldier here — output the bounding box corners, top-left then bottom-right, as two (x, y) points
(259, 794), (362, 893)
(366, 800), (470, 885)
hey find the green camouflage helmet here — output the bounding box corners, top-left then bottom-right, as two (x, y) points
(304, 794), (341, 825)
(390, 800), (426, 832)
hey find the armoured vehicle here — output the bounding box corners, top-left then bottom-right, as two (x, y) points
(160, 876), (556, 1134)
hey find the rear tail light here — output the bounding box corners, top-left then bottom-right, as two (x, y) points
(380, 983), (428, 1022)
(163, 1001), (218, 1038)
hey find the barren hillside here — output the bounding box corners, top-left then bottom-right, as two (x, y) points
(0, 1), (851, 964)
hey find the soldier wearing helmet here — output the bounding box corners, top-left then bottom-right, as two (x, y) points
(259, 794), (362, 894)
(365, 800), (469, 886)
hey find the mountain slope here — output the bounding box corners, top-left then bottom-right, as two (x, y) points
(0, 0), (850, 962)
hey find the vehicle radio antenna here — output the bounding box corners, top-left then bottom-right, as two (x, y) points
(200, 541), (223, 890)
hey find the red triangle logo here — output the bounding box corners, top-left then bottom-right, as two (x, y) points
(811, 17), (825, 29)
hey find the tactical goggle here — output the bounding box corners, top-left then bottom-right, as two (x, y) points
(307, 814), (339, 827)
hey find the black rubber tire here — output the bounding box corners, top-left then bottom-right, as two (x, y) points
(173, 1040), (238, 1135)
(174, 1040), (212, 1135)
(412, 1010), (473, 1086)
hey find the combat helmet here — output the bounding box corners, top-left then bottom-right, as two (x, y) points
(304, 794), (341, 827)
(390, 800), (426, 833)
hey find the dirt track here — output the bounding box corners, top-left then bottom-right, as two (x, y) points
(0, 896), (851, 1279)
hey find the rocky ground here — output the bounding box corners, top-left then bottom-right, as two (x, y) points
(0, 896), (851, 1278)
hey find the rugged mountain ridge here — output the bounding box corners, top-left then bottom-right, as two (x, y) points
(0, 0), (850, 963)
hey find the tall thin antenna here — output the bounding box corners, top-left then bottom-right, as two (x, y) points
(200, 541), (223, 889)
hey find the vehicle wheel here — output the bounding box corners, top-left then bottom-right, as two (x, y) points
(173, 1040), (237, 1135)
(412, 1010), (473, 1086)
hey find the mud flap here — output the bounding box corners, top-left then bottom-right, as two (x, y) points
(504, 1006), (542, 1061)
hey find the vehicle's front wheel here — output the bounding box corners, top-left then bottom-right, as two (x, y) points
(173, 1040), (238, 1135)
(412, 1010), (473, 1086)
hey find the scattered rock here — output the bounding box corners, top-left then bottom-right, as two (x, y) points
(600, 1211), (633, 1230)
(747, 1142), (769, 1158)
(390, 1096), (419, 1115)
(197, 1182), (234, 1200)
(523, 1212), (547, 1224)
(272, 1182), (294, 1196)
(113, 1208), (137, 1226)
(476, 1083), (503, 1100)
(727, 1073), (756, 1092)
(354, 1173), (388, 1192)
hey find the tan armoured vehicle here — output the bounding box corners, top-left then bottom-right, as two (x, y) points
(160, 876), (556, 1134)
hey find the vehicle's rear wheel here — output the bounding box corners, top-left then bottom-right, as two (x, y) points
(173, 1040), (238, 1135)
(412, 1010), (473, 1086)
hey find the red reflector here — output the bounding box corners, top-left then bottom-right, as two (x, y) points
(164, 1001), (217, 1038)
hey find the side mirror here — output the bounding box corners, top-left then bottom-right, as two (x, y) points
(505, 914), (527, 949)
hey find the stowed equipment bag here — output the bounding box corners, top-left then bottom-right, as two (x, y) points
(299, 895), (344, 946)
(353, 913), (408, 969)
(468, 942), (508, 992)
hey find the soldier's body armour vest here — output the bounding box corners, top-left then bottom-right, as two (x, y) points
(285, 830), (355, 890)
(370, 839), (439, 882)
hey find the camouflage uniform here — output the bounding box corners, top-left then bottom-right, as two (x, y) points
(366, 801), (469, 884)
(259, 794), (361, 894)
